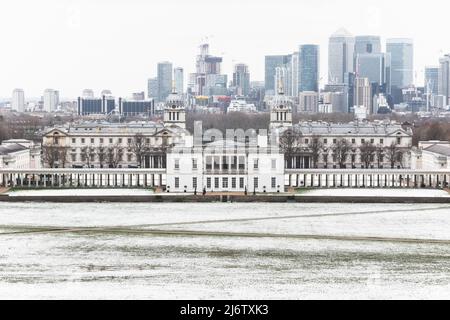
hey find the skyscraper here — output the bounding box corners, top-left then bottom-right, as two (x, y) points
(43, 89), (59, 113)
(425, 66), (439, 96)
(232, 63), (251, 96)
(264, 55), (291, 95)
(299, 45), (320, 92)
(190, 43), (224, 96)
(174, 67), (184, 94)
(148, 78), (158, 99)
(354, 35), (381, 55)
(328, 28), (355, 84)
(438, 55), (450, 105)
(12, 89), (25, 112)
(157, 61), (173, 102)
(386, 38), (414, 90)
(354, 77), (372, 113)
(355, 53), (391, 95)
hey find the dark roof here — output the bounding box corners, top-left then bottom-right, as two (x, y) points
(424, 144), (450, 157)
(0, 144), (28, 155)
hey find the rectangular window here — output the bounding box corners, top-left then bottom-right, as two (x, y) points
(271, 159), (277, 170)
(109, 138), (113, 144)
(222, 178), (228, 189)
(231, 156), (237, 170)
(207, 178), (211, 189)
(272, 177), (276, 189)
(192, 177), (197, 190)
(206, 156), (212, 170)
(254, 177), (259, 189)
(397, 137), (401, 145)
(361, 139), (365, 144)
(174, 159), (180, 170)
(91, 138), (95, 144)
(213, 156), (220, 170)
(238, 156), (245, 170)
(192, 159), (198, 170)
(323, 139), (327, 144)
(81, 138), (85, 144)
(71, 154), (76, 161)
(370, 139), (374, 144)
(175, 177), (179, 188)
(222, 156), (229, 170)
(305, 139), (309, 144)
(214, 177), (219, 189)
(240, 178), (245, 189)
(118, 138), (123, 144)
(352, 139), (356, 144)
(232, 178), (237, 189)
(100, 138), (104, 144)
(333, 139), (337, 144)
(127, 138), (132, 144)
(253, 159), (259, 170)
(380, 139), (384, 145)
(72, 138), (76, 144)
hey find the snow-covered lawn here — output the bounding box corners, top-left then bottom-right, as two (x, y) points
(301, 188), (450, 198)
(8, 189), (154, 197)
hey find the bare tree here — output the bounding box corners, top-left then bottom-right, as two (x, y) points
(332, 139), (351, 169)
(385, 142), (404, 169)
(42, 144), (59, 168)
(96, 146), (107, 168)
(57, 146), (69, 168)
(359, 142), (376, 169)
(308, 135), (323, 169)
(375, 144), (384, 168)
(106, 143), (123, 168)
(129, 133), (148, 168)
(80, 146), (96, 167)
(279, 129), (303, 169)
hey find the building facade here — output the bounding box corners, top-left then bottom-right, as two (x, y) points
(12, 89), (25, 112)
(411, 141), (450, 170)
(328, 28), (355, 85)
(43, 89), (59, 113)
(299, 45), (320, 92)
(157, 61), (173, 102)
(233, 63), (251, 97)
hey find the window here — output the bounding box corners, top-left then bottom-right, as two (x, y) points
(231, 156), (237, 170)
(232, 178), (237, 189)
(118, 138), (123, 144)
(175, 159), (180, 170)
(222, 156), (229, 170)
(127, 154), (132, 162)
(254, 177), (259, 189)
(146, 138), (150, 144)
(361, 139), (365, 144)
(175, 177), (179, 188)
(352, 139), (356, 144)
(127, 138), (132, 144)
(71, 154), (76, 162)
(397, 137), (401, 145)
(206, 156), (212, 170)
(207, 178), (211, 189)
(333, 139), (337, 144)
(272, 177), (276, 189)
(238, 156), (245, 170)
(72, 138), (76, 144)
(305, 139), (309, 144)
(370, 139), (374, 144)
(91, 138), (94, 144)
(81, 138), (85, 144)
(222, 178), (228, 189)
(253, 159), (259, 170)
(192, 177), (197, 190)
(271, 159), (277, 170)
(240, 178), (245, 189)
(323, 139), (327, 144)
(380, 139), (384, 145)
(214, 177), (219, 189)
(213, 156), (220, 170)
(192, 159), (198, 170)
(109, 138), (113, 144)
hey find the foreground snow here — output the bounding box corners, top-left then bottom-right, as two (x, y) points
(302, 188), (450, 198)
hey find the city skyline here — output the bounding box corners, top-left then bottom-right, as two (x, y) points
(1, 0), (449, 98)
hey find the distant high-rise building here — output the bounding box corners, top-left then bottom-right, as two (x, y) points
(265, 55), (291, 95)
(354, 77), (372, 112)
(290, 52), (300, 96)
(233, 63), (251, 96)
(12, 89), (25, 112)
(191, 43), (223, 96)
(355, 53), (391, 95)
(299, 91), (319, 113)
(82, 89), (95, 98)
(438, 55), (450, 105)
(328, 28), (355, 84)
(387, 38), (414, 96)
(299, 45), (320, 92)
(132, 92), (146, 101)
(78, 91), (115, 116)
(43, 89), (59, 113)
(425, 66), (439, 95)
(148, 78), (158, 99)
(174, 67), (184, 94)
(157, 61), (173, 102)
(355, 35), (381, 55)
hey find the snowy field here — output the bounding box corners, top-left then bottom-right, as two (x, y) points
(0, 202), (449, 299)
(7, 189), (154, 197)
(301, 188), (450, 198)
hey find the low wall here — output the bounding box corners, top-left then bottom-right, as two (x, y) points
(1, 194), (450, 204)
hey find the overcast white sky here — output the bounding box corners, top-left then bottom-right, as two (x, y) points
(1, 0), (449, 99)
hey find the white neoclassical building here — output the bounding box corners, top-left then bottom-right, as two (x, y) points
(411, 141), (450, 170)
(166, 135), (285, 193)
(0, 140), (41, 169)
